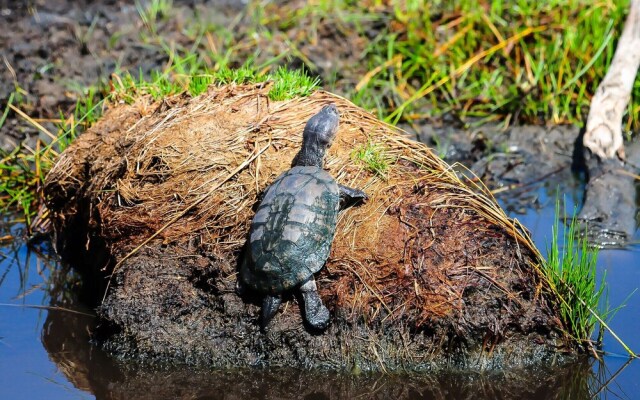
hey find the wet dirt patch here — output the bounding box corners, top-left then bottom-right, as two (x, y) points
(0, 0), (244, 149)
(577, 141), (640, 246)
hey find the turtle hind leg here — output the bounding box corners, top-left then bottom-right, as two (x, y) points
(261, 294), (282, 331)
(299, 278), (330, 330)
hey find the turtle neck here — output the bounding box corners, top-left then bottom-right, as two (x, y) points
(293, 142), (326, 168)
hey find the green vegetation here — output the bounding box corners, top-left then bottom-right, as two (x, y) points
(268, 67), (321, 101)
(136, 0), (173, 34)
(111, 60), (319, 102)
(543, 203), (604, 350)
(257, 0), (638, 130)
(0, 57), (321, 224)
(352, 140), (391, 178)
(541, 201), (634, 356)
(0, 145), (40, 225)
(0, 88), (102, 226)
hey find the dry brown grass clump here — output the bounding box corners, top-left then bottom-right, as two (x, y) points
(44, 83), (565, 367)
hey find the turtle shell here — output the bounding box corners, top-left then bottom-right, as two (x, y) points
(241, 165), (340, 294)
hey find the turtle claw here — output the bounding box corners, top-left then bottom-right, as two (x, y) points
(261, 295), (282, 331)
(305, 301), (330, 330)
(338, 184), (368, 208)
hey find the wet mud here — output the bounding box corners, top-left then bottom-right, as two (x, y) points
(414, 123), (639, 245)
(412, 123), (582, 203)
(577, 142), (640, 246)
(0, 0), (242, 150)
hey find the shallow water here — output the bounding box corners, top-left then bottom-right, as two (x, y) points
(0, 175), (638, 399)
(498, 172), (640, 397)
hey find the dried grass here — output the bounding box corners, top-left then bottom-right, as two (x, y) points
(44, 83), (555, 335)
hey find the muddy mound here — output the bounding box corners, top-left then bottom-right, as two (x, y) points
(43, 83), (568, 370)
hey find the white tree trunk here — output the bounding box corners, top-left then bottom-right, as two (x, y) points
(584, 0), (640, 160)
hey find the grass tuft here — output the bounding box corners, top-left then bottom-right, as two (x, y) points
(268, 67), (321, 101)
(351, 140), (390, 178)
(135, 0), (173, 34)
(543, 200), (604, 350)
(0, 87), (106, 227)
(214, 64), (266, 86)
(112, 59), (320, 104)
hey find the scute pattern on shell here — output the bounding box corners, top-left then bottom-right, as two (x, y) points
(241, 166), (340, 294)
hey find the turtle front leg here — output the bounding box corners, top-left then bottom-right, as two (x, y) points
(261, 294), (282, 331)
(299, 277), (330, 330)
(338, 184), (368, 209)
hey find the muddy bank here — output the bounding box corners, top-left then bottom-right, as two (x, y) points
(576, 140), (640, 246)
(411, 123), (583, 201)
(414, 123), (639, 245)
(41, 84), (573, 371)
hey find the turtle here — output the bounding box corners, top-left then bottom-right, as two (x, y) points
(238, 103), (367, 331)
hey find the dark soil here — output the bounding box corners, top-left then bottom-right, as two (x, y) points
(577, 141), (640, 246)
(43, 294), (593, 400)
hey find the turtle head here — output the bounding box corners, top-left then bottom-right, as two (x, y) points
(295, 104), (340, 167)
(303, 103), (339, 149)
